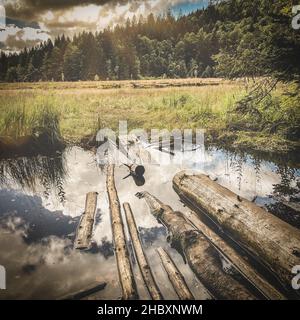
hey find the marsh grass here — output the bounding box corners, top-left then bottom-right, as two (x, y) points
(0, 83), (244, 140)
(0, 80), (298, 152)
(0, 97), (61, 141)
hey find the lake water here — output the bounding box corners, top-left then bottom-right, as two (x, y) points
(0, 144), (299, 299)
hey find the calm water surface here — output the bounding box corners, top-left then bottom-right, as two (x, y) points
(0, 144), (299, 299)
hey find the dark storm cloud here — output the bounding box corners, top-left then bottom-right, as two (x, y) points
(43, 19), (96, 30)
(5, 0), (135, 21)
(6, 17), (40, 29)
(1, 0), (191, 52)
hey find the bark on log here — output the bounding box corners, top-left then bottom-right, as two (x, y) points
(107, 165), (138, 300)
(123, 203), (163, 300)
(58, 282), (107, 300)
(157, 247), (195, 300)
(74, 192), (98, 250)
(136, 191), (256, 300)
(173, 172), (300, 292)
(185, 210), (285, 300)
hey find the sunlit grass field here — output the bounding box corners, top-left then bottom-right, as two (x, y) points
(0, 79), (299, 153)
(0, 79), (244, 141)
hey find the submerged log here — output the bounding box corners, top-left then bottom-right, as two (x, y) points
(157, 247), (195, 300)
(123, 203), (163, 300)
(136, 192), (256, 300)
(107, 165), (138, 300)
(74, 192), (98, 250)
(185, 210), (285, 300)
(59, 282), (107, 300)
(173, 172), (300, 292)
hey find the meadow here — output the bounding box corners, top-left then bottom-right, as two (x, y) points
(0, 79), (299, 154)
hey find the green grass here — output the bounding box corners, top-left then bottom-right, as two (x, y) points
(0, 99), (61, 140)
(0, 79), (299, 153)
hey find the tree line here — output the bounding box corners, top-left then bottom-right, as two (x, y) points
(0, 0), (299, 83)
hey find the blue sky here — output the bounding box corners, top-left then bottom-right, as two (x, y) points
(172, 1), (209, 16)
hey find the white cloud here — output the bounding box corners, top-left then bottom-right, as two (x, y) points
(0, 24), (50, 52)
(1, 0), (206, 52)
(0, 221), (119, 299)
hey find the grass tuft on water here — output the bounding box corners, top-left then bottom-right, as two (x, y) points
(0, 98), (64, 158)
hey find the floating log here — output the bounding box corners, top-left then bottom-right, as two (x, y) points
(173, 172), (300, 292)
(74, 192), (98, 250)
(123, 203), (163, 300)
(185, 210), (285, 300)
(157, 247), (195, 300)
(136, 192), (256, 300)
(107, 165), (138, 300)
(59, 282), (107, 300)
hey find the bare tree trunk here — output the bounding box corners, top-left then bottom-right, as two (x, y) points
(123, 202), (163, 300)
(173, 172), (300, 292)
(107, 165), (138, 300)
(136, 192), (256, 300)
(157, 247), (195, 300)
